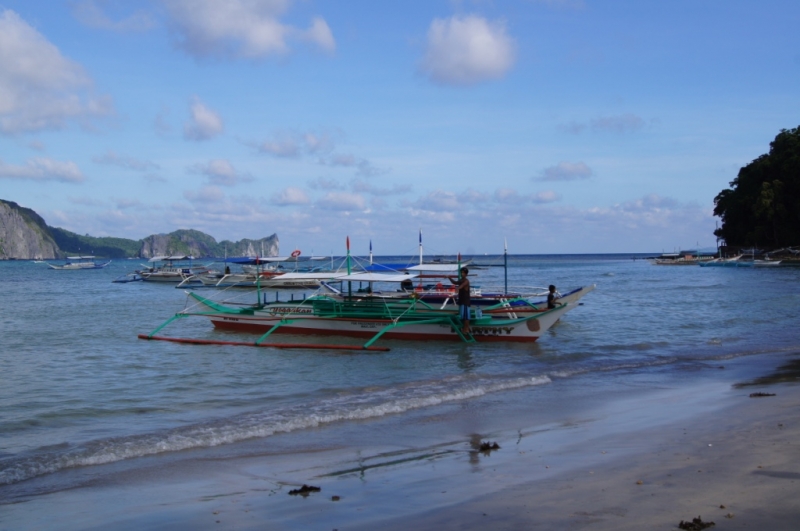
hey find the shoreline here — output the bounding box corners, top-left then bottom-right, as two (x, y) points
(2, 352), (799, 530)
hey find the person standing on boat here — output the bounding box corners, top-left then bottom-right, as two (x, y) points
(547, 285), (559, 309)
(449, 267), (471, 335)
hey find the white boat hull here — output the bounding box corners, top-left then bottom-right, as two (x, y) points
(190, 296), (578, 343)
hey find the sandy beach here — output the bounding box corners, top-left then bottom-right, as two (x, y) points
(364, 373), (800, 531)
(3, 352), (798, 531)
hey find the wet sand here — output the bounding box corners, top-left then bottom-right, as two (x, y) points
(359, 380), (800, 530)
(2, 355), (799, 531)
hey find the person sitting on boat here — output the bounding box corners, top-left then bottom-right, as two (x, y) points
(448, 267), (471, 335)
(547, 285), (559, 309)
(400, 277), (413, 291)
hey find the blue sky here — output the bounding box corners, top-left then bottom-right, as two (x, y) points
(1, 0), (798, 255)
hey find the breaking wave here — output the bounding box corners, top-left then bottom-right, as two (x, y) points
(0, 373), (550, 485)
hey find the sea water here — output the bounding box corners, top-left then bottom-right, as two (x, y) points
(1, 255), (799, 500)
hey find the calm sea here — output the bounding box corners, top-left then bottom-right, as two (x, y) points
(1, 254), (799, 500)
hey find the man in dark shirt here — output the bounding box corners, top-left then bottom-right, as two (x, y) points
(449, 267), (471, 334)
(547, 285), (559, 309)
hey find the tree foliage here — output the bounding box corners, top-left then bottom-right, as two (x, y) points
(50, 227), (142, 258)
(714, 126), (800, 248)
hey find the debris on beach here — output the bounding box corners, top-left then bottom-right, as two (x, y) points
(678, 516), (715, 530)
(288, 484), (321, 496)
(749, 392), (776, 398)
(479, 441), (500, 453)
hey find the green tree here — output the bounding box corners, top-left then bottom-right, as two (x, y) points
(713, 126), (800, 248)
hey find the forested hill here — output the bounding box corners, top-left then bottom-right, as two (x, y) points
(714, 126), (800, 249)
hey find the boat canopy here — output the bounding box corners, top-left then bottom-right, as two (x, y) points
(149, 255), (194, 262)
(269, 272), (350, 281)
(222, 256), (326, 264)
(365, 262), (469, 273)
(406, 264), (462, 272)
(67, 256), (98, 260)
(335, 272), (419, 283)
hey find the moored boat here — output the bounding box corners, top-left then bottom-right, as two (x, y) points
(48, 256), (111, 270)
(138, 255), (212, 282)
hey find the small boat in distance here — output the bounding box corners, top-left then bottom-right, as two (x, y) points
(651, 250), (716, 265)
(48, 256), (111, 270)
(139, 255), (212, 282)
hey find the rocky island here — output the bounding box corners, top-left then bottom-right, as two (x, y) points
(0, 199), (278, 260)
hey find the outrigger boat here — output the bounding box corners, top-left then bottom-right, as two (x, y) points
(139, 255), (213, 282)
(140, 238), (595, 351)
(48, 256), (111, 270)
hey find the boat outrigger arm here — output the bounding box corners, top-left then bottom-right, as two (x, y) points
(138, 296), (392, 352)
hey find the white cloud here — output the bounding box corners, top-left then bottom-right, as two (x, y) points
(0, 9), (113, 134)
(189, 159), (253, 186)
(616, 194), (679, 213)
(68, 196), (105, 207)
(419, 15), (515, 86)
(412, 190), (462, 211)
(256, 130), (336, 158)
(308, 177), (344, 190)
(253, 128), (385, 177)
(351, 179), (411, 196)
(271, 186), (310, 206)
(591, 113), (645, 133)
(0, 157), (85, 182)
(260, 140), (301, 158)
(531, 190), (560, 203)
(494, 188), (525, 204)
(162, 0), (335, 59)
(495, 188), (559, 204)
(539, 161), (593, 181)
(322, 153), (386, 177)
(114, 198), (143, 209)
(93, 150), (160, 172)
(458, 189), (490, 204)
(183, 185), (225, 203)
(71, 0), (156, 32)
(183, 97), (224, 141)
(317, 192), (366, 211)
(303, 131), (335, 154)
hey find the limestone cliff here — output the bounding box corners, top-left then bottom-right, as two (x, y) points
(139, 229), (279, 258)
(0, 200), (60, 260)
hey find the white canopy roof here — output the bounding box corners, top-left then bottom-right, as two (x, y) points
(269, 272), (349, 281)
(405, 264), (463, 272)
(149, 255), (194, 262)
(334, 272), (420, 283)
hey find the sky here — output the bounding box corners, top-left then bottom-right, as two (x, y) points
(1, 0), (798, 256)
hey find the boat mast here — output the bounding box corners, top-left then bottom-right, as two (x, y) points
(369, 239), (373, 265)
(418, 229), (423, 266)
(504, 237), (508, 294)
(255, 254), (261, 306)
(346, 236), (352, 298)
